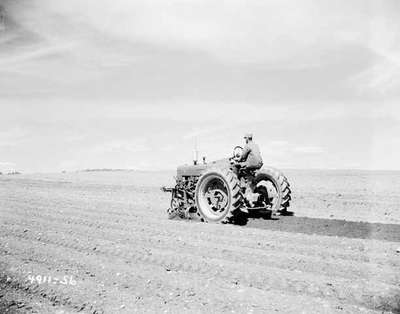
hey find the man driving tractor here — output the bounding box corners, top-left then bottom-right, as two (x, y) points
(230, 133), (264, 212)
(235, 133), (263, 172)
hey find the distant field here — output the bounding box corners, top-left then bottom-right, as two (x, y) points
(6, 169), (400, 224)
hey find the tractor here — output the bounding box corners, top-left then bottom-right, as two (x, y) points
(161, 146), (292, 223)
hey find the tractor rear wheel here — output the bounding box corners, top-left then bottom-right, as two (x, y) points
(253, 167), (291, 214)
(195, 168), (243, 223)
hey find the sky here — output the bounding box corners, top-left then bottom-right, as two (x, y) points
(0, 0), (399, 172)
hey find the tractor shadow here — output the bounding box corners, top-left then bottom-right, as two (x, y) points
(278, 210), (295, 217)
(248, 210), (275, 220)
(233, 210), (279, 226)
(232, 209), (295, 226)
(246, 214), (400, 242)
(247, 210), (294, 221)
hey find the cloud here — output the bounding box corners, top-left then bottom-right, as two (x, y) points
(183, 124), (231, 140)
(0, 161), (16, 172)
(0, 0), (377, 71)
(293, 146), (324, 154)
(0, 43), (75, 68)
(26, 0), (375, 65)
(0, 127), (27, 147)
(0, 161), (15, 166)
(348, 3), (400, 96)
(351, 57), (400, 96)
(3, 0), (398, 106)
(269, 140), (289, 147)
(92, 139), (149, 154)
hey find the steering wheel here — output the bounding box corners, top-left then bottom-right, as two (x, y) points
(232, 146), (243, 160)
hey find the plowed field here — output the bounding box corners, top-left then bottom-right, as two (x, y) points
(1, 171), (399, 313)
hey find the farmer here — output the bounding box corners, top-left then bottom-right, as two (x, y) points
(237, 133), (263, 171)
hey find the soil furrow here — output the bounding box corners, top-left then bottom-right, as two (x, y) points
(2, 237), (378, 314)
(2, 209), (398, 268)
(2, 214), (399, 287)
(1, 226), (399, 312)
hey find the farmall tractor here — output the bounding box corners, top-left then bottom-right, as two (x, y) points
(162, 146), (292, 224)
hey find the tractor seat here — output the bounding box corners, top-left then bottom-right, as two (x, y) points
(238, 167), (257, 177)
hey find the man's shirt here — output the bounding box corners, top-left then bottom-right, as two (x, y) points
(240, 142), (263, 167)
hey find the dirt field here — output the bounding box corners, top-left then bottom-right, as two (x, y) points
(1, 170), (399, 313)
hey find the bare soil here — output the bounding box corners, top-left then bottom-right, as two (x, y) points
(0, 171), (399, 313)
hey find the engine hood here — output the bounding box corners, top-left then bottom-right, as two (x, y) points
(177, 158), (231, 179)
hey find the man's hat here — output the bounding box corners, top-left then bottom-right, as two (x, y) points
(244, 133), (253, 139)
